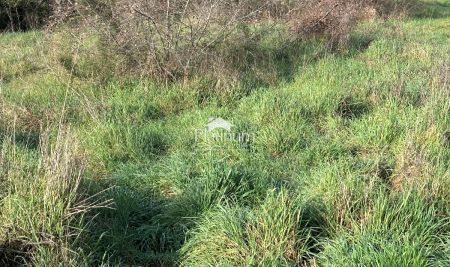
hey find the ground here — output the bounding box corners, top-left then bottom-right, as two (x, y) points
(0, 0), (449, 266)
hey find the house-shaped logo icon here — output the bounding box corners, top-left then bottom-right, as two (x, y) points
(206, 117), (232, 132)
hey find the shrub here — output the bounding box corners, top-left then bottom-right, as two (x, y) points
(79, 0), (296, 81)
(67, 0), (418, 82)
(289, 0), (378, 49)
(0, 0), (52, 31)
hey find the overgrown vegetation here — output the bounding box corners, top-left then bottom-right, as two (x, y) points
(66, 0), (419, 83)
(1, 0), (449, 266)
(0, 0), (53, 31)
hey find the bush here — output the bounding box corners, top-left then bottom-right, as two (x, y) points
(289, 0), (378, 48)
(0, 0), (52, 31)
(79, 0), (298, 81)
(70, 0), (417, 82)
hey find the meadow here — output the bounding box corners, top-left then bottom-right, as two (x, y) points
(0, 0), (450, 266)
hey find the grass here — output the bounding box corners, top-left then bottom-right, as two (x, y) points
(1, 0), (450, 265)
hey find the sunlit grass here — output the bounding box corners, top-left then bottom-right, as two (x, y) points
(0, 1), (449, 265)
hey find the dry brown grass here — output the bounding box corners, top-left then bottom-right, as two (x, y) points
(42, 0), (418, 83)
(0, 126), (112, 265)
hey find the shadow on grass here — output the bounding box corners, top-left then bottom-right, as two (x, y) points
(196, 35), (374, 106)
(194, 40), (319, 105)
(0, 129), (40, 150)
(77, 164), (264, 265)
(77, 159), (335, 266)
(77, 179), (185, 266)
(413, 1), (450, 19)
(0, 240), (33, 267)
(336, 96), (372, 120)
(71, 27), (379, 266)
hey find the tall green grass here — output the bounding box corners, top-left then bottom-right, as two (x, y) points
(0, 1), (449, 265)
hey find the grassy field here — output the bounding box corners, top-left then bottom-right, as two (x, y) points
(1, 0), (450, 266)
